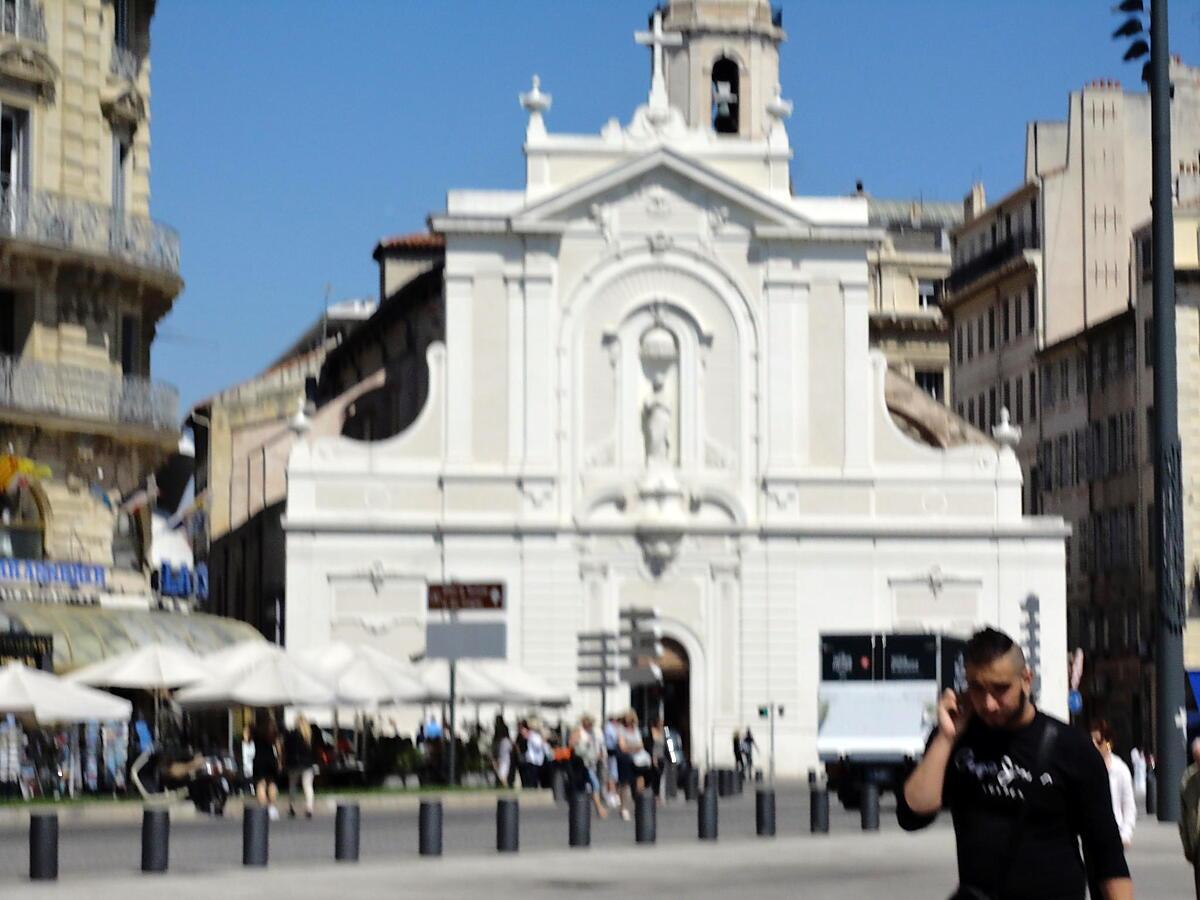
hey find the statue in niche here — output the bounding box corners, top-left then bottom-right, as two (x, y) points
(638, 324), (679, 468)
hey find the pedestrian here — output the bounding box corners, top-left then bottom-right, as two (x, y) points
(569, 713), (607, 818)
(897, 627), (1132, 900)
(1130, 746), (1147, 802)
(517, 720), (546, 789)
(252, 711), (282, 820)
(603, 715), (620, 808)
(616, 710), (652, 821)
(740, 727), (758, 779)
(732, 728), (744, 777)
(491, 717), (513, 788)
(1179, 737), (1200, 898)
(284, 714), (320, 818)
(648, 715), (668, 800)
(1089, 719), (1136, 847)
(240, 724), (255, 792)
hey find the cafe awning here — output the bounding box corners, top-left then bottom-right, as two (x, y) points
(0, 602), (264, 674)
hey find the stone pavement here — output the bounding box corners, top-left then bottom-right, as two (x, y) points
(4, 813), (1191, 899)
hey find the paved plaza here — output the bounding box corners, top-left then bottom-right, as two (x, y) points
(0, 790), (1191, 899)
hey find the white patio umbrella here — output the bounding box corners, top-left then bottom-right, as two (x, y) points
(65, 642), (211, 690)
(0, 662), (131, 724)
(295, 643), (430, 707)
(176, 643), (335, 708)
(470, 659), (571, 707)
(414, 659), (541, 705)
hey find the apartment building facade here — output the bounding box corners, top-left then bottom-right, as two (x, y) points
(0, 0), (181, 612)
(946, 64), (1200, 748)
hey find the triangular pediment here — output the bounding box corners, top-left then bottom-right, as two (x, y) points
(512, 147), (809, 231)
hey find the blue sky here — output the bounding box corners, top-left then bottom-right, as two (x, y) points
(149, 0), (1200, 412)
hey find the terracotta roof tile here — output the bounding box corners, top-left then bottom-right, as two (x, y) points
(375, 232), (445, 251)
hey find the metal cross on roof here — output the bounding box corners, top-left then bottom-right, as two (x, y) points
(635, 9), (682, 108)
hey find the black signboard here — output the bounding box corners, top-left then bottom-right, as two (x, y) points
(820, 635), (875, 681)
(427, 583), (505, 611)
(883, 634), (939, 681)
(0, 633), (52, 671)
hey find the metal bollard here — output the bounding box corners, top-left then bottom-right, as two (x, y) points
(704, 769), (717, 793)
(242, 806), (269, 867)
(496, 797), (519, 853)
(698, 784), (718, 840)
(718, 768), (734, 797)
(551, 765), (568, 804)
(568, 791), (591, 847)
(809, 783), (830, 834)
(29, 813), (58, 881)
(635, 790), (657, 844)
(141, 808), (170, 873)
(335, 803), (360, 862)
(419, 799), (443, 857)
(664, 763), (678, 801)
(685, 767), (700, 802)
(756, 789), (776, 837)
(1146, 770), (1158, 816)
(861, 782), (880, 831)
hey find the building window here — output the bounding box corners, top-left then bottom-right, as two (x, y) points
(915, 370), (944, 403)
(1029, 371), (1037, 421)
(955, 325), (963, 364)
(1002, 303), (1010, 343)
(1060, 359), (1070, 401)
(1014, 297), (1023, 337)
(1003, 381), (1011, 416)
(967, 397), (975, 425)
(967, 322), (974, 359)
(1015, 375), (1024, 423)
(112, 130), (130, 216)
(0, 482), (41, 559)
(711, 57), (740, 135)
(120, 313), (139, 376)
(1027, 287), (1036, 334)
(977, 318), (984, 355)
(988, 307), (996, 349)
(0, 104), (30, 197)
(1077, 353), (1088, 394)
(1140, 236), (1153, 282)
(1144, 316), (1154, 368)
(918, 279), (937, 310)
(988, 387), (996, 427)
(114, 0), (130, 49)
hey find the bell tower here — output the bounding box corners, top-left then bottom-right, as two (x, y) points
(659, 0), (786, 140)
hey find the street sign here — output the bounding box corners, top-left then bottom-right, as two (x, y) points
(425, 622), (507, 660)
(427, 583), (505, 611)
(620, 664), (663, 686)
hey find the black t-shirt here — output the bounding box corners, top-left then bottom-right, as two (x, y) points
(896, 711), (1129, 900)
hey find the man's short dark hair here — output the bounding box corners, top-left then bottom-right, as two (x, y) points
(965, 627), (1025, 669)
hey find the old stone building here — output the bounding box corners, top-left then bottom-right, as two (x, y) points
(0, 0), (180, 610)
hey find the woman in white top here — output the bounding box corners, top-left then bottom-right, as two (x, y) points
(1090, 719), (1137, 847)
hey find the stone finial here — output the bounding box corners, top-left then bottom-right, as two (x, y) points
(992, 406), (1021, 448)
(519, 75), (552, 139)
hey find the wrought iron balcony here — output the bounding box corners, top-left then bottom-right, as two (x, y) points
(0, 354), (179, 432)
(947, 230), (1040, 295)
(109, 45), (139, 81)
(0, 0), (46, 43)
(0, 188), (180, 277)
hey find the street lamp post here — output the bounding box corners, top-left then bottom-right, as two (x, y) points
(1114, 0), (1185, 822)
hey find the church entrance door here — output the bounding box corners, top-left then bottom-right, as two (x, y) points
(631, 637), (691, 764)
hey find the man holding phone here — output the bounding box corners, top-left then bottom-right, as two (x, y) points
(898, 627), (1132, 900)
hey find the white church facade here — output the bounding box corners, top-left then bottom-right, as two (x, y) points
(283, 0), (1068, 774)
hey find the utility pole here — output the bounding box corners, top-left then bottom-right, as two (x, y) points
(1114, 0), (1184, 823)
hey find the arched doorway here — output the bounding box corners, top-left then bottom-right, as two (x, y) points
(631, 637), (691, 762)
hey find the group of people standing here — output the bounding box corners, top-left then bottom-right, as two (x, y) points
(487, 710), (679, 821)
(241, 711), (324, 820)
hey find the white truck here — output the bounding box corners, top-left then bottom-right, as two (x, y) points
(816, 632), (966, 809)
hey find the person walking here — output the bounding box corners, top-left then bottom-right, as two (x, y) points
(616, 711), (652, 821)
(898, 627), (1131, 900)
(1180, 737), (1200, 898)
(569, 713), (606, 818)
(239, 724), (255, 793)
(1089, 719), (1136, 848)
(252, 711), (282, 821)
(732, 728), (745, 777)
(491, 717), (513, 788)
(284, 714), (319, 819)
(740, 727), (758, 780)
(517, 720), (546, 789)
(648, 716), (668, 800)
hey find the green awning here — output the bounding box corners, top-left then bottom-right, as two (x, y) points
(0, 603), (264, 673)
